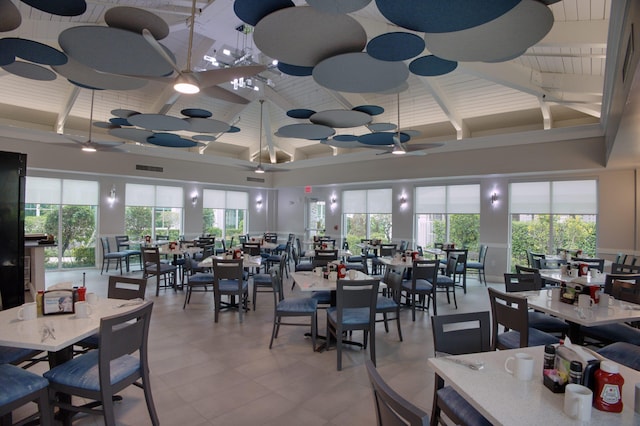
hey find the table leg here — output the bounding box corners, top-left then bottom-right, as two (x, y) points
(48, 346), (74, 426)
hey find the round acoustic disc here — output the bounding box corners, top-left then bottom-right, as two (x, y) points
(111, 108), (140, 118)
(147, 133), (197, 148)
(193, 134), (216, 142)
(52, 57), (147, 91)
(181, 108), (212, 118)
(109, 127), (154, 143)
(109, 117), (131, 126)
(234, 0), (295, 26)
(322, 138), (363, 149)
(313, 52), (408, 93)
(358, 132), (410, 145)
(306, 0), (371, 14)
(21, 0), (86, 16)
(332, 134), (358, 142)
(277, 123), (335, 140)
(367, 32), (425, 62)
(104, 6), (170, 40)
(227, 126), (241, 133)
(254, 6), (367, 67)
(2, 61), (56, 80)
(368, 123), (396, 132)
(375, 0), (520, 33)
(353, 105), (384, 116)
(277, 62), (314, 77)
(0, 0), (21, 32)
(424, 0), (553, 62)
(409, 55), (457, 76)
(184, 118), (230, 133)
(0, 48), (14, 66)
(93, 121), (120, 129)
(287, 109), (316, 119)
(128, 114), (190, 131)
(59, 26), (175, 77)
(310, 110), (372, 128)
(0, 38), (67, 65)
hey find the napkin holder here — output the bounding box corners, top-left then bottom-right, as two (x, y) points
(43, 289), (75, 315)
(544, 342), (600, 393)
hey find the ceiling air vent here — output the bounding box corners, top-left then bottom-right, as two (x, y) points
(136, 164), (163, 173)
(247, 176), (265, 183)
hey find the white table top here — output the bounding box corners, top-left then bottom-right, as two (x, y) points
(238, 241), (279, 251)
(512, 289), (640, 327)
(292, 271), (378, 291)
(428, 346), (640, 426)
(376, 256), (425, 268)
(0, 299), (149, 352)
(198, 255), (262, 269)
(158, 245), (202, 256)
(539, 269), (606, 286)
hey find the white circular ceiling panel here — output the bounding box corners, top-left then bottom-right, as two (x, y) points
(277, 123), (335, 140)
(52, 57), (147, 90)
(310, 110), (372, 128)
(104, 6), (170, 40)
(185, 118), (230, 133)
(128, 114), (189, 131)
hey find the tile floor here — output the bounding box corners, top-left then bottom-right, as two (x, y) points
(15, 266), (497, 425)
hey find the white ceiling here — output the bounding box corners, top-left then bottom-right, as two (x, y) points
(0, 0), (623, 172)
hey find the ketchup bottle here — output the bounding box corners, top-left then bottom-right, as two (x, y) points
(594, 361), (624, 412)
(337, 263), (346, 279)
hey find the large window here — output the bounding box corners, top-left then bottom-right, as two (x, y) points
(202, 189), (248, 240)
(510, 180), (597, 269)
(343, 189), (392, 249)
(125, 184), (183, 240)
(25, 177), (98, 269)
(414, 184), (480, 250)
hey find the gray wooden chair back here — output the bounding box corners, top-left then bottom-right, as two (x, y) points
(108, 276), (146, 300)
(503, 273), (542, 292)
(488, 287), (530, 350)
(432, 311), (491, 356)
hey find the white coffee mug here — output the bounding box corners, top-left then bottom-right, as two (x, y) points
(348, 269), (357, 280)
(504, 352), (535, 381)
(86, 292), (98, 305)
(17, 302), (37, 321)
(547, 287), (561, 300)
(564, 384), (592, 421)
(75, 301), (92, 318)
(578, 294), (593, 309)
(328, 271), (337, 280)
(313, 267), (323, 277)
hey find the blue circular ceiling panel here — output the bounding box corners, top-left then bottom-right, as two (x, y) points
(108, 127), (153, 144)
(0, 48), (14, 66)
(375, 0), (521, 33)
(147, 133), (198, 148)
(409, 55), (457, 76)
(111, 109), (140, 118)
(21, 0), (86, 16)
(109, 117), (131, 126)
(358, 132), (410, 145)
(181, 108), (213, 118)
(368, 123), (397, 132)
(227, 126), (241, 133)
(128, 114), (190, 131)
(367, 32), (425, 62)
(306, 0), (371, 14)
(233, 0), (295, 26)
(287, 109), (316, 119)
(333, 134), (358, 142)
(352, 105), (384, 116)
(0, 38), (67, 65)
(277, 62), (314, 76)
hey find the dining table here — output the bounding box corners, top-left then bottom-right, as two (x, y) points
(198, 254), (263, 270)
(0, 298), (150, 426)
(428, 345), (640, 425)
(511, 289), (640, 341)
(538, 268), (607, 287)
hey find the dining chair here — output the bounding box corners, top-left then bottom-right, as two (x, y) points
(466, 244), (488, 286)
(0, 363), (52, 426)
(212, 258), (249, 323)
(99, 236), (127, 275)
(434, 254), (464, 309)
(538, 258), (567, 269)
(264, 240), (291, 277)
(372, 243), (397, 274)
(44, 301), (159, 426)
(346, 247), (369, 274)
(269, 267), (318, 351)
(142, 246), (178, 296)
(365, 360), (430, 426)
(115, 235), (141, 272)
(527, 251), (546, 269)
(581, 279), (640, 346)
(326, 279), (379, 371)
(252, 253), (285, 311)
(182, 253), (214, 309)
(430, 311), (492, 426)
(602, 272), (640, 294)
(308, 249), (340, 305)
(597, 342), (640, 371)
(401, 259), (439, 321)
(376, 267), (403, 341)
(242, 242), (261, 256)
(487, 287), (560, 350)
(571, 257), (605, 272)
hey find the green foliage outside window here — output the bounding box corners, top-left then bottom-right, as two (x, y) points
(125, 206), (152, 239)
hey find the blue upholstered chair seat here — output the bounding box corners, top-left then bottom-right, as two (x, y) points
(0, 346), (39, 365)
(466, 261), (483, 269)
(528, 311), (569, 333)
(402, 279), (433, 292)
(265, 254), (280, 262)
(437, 386), (492, 426)
(43, 350), (139, 392)
(346, 255), (362, 263)
(277, 297), (318, 314)
(218, 280), (248, 292)
(295, 262), (314, 272)
(376, 296), (398, 310)
(345, 263), (365, 271)
(327, 307), (370, 325)
(311, 291), (331, 304)
(145, 263), (177, 274)
(582, 323), (640, 345)
(253, 273), (272, 285)
(189, 273), (214, 283)
(597, 342), (640, 371)
(0, 363), (49, 406)
(436, 276), (454, 285)
(497, 327), (560, 349)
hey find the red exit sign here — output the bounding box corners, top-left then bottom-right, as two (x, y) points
(304, 186), (312, 194)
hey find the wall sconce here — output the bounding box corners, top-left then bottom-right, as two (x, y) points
(107, 185), (116, 205)
(399, 195), (407, 205)
(330, 195), (337, 209)
(256, 198), (263, 209)
(490, 192), (499, 205)
(191, 193), (198, 206)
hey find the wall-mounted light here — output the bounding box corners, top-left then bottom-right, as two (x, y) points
(400, 195), (407, 205)
(107, 185), (116, 206)
(191, 192), (199, 206)
(490, 192), (499, 205)
(256, 197), (263, 210)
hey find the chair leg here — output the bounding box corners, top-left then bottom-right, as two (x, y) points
(269, 316), (278, 349)
(369, 327), (376, 367)
(396, 312), (403, 342)
(311, 313), (317, 352)
(411, 294), (416, 321)
(383, 313), (389, 332)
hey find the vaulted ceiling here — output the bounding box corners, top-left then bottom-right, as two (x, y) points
(0, 0), (624, 174)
